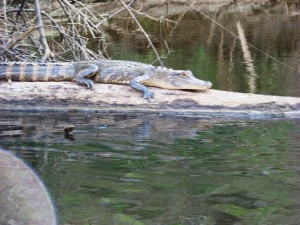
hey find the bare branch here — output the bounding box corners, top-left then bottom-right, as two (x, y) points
(1, 0), (171, 64)
(7, 26), (36, 50)
(119, 0), (164, 66)
(33, 0), (53, 61)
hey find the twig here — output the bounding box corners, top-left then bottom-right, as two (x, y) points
(6, 26), (36, 49)
(2, 0), (8, 32)
(33, 0), (53, 61)
(96, 0), (135, 28)
(119, 0), (164, 66)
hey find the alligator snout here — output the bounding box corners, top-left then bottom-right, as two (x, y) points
(204, 81), (213, 88)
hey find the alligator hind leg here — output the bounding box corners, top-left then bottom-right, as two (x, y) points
(74, 64), (99, 89)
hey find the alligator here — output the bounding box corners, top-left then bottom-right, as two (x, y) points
(0, 60), (212, 99)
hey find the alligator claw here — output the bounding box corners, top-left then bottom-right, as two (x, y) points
(85, 79), (94, 89)
(129, 80), (154, 100)
(75, 78), (94, 89)
(143, 91), (153, 100)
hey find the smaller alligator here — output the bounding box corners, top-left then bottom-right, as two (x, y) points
(0, 60), (212, 99)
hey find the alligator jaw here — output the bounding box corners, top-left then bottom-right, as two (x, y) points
(147, 70), (213, 91)
(176, 77), (213, 90)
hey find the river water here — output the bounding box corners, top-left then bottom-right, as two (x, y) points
(0, 112), (300, 224)
(1, 1), (300, 225)
(105, 1), (300, 97)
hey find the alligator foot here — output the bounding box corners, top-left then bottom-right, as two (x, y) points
(143, 90), (153, 100)
(130, 80), (154, 100)
(75, 78), (94, 89)
(74, 64), (98, 89)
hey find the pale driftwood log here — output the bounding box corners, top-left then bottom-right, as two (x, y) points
(0, 82), (300, 119)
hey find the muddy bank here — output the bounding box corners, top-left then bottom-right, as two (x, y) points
(0, 82), (299, 119)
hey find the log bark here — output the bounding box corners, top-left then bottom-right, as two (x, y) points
(0, 82), (299, 119)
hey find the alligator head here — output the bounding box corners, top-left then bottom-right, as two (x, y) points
(144, 67), (212, 90)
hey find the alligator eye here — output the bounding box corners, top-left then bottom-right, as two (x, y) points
(180, 72), (188, 77)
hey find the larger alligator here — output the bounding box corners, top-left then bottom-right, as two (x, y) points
(0, 60), (212, 99)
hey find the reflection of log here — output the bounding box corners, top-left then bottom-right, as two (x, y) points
(236, 20), (258, 93)
(0, 82), (299, 119)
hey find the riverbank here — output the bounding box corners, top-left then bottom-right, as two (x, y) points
(1, 82), (299, 119)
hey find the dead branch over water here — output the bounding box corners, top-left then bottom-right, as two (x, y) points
(0, 0), (299, 65)
(0, 0), (172, 63)
(0, 0), (107, 62)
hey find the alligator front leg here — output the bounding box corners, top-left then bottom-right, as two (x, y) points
(129, 74), (153, 100)
(74, 64), (99, 89)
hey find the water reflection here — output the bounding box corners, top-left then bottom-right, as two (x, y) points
(0, 112), (300, 224)
(104, 1), (300, 97)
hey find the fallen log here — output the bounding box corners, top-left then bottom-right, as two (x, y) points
(0, 82), (299, 119)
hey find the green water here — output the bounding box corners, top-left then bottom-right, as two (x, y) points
(1, 112), (300, 224)
(1, 2), (300, 224)
(106, 5), (300, 97)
